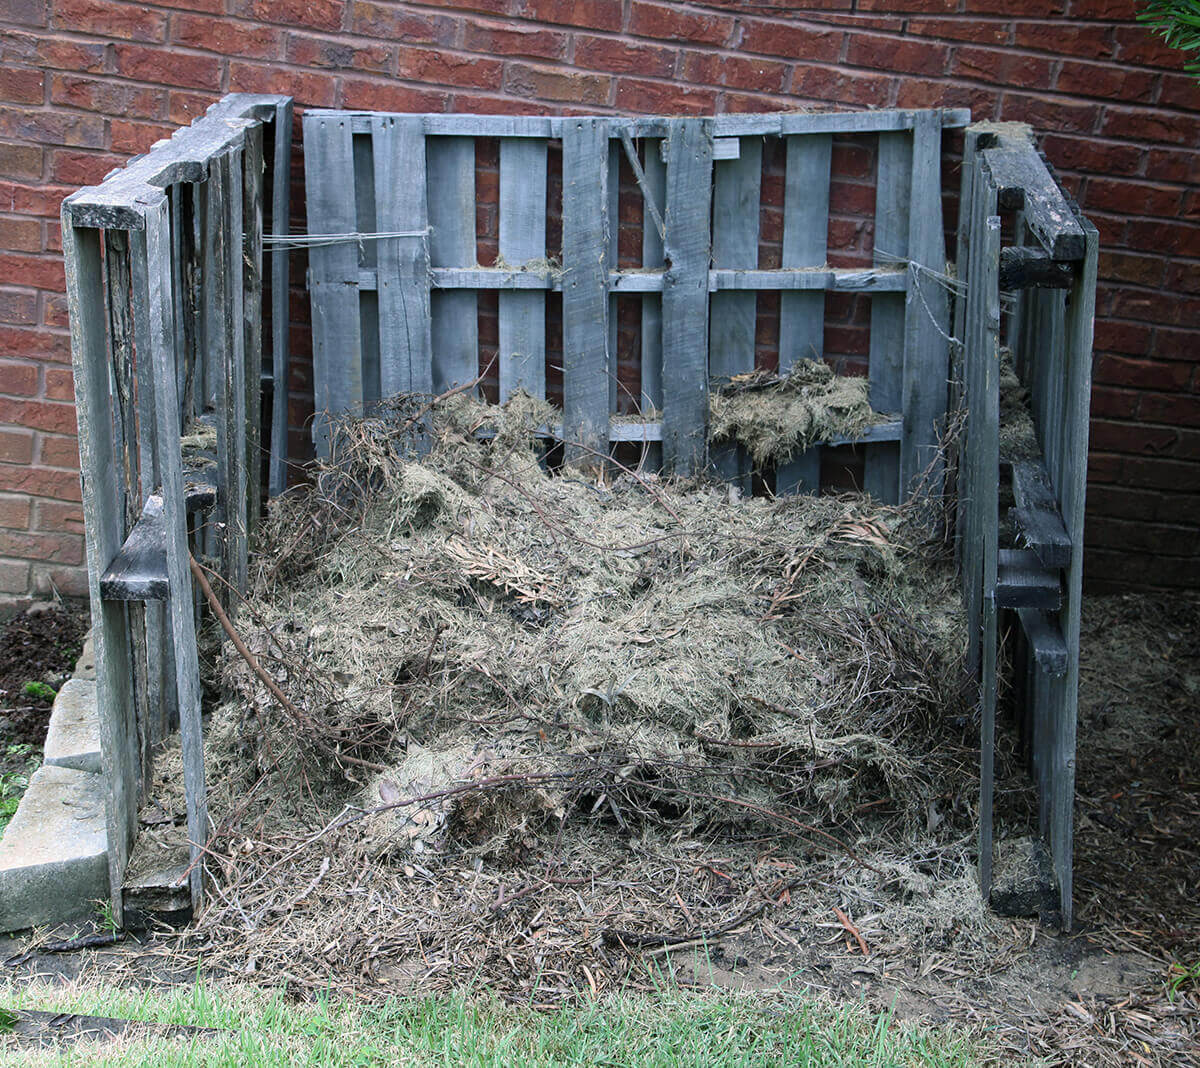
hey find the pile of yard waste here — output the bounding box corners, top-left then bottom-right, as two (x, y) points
(186, 388), (995, 996)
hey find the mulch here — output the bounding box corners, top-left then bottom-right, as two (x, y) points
(0, 603), (88, 752)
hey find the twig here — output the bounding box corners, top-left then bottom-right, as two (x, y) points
(602, 903), (765, 951)
(832, 905), (870, 956)
(5, 932), (122, 967)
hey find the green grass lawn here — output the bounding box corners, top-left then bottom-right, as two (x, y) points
(1, 976), (992, 1066)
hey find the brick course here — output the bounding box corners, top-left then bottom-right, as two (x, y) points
(0, 0), (1196, 603)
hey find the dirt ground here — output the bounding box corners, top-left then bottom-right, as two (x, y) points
(1, 591), (1196, 1066)
(0, 602), (87, 783)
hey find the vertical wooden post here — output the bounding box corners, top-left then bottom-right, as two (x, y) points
(428, 136), (479, 393)
(498, 138), (548, 401)
(268, 100), (292, 495)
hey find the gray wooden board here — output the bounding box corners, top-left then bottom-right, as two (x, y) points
(608, 140), (620, 415)
(427, 136), (478, 392)
(1010, 460), (1072, 568)
(864, 130), (912, 504)
(63, 94), (289, 230)
(242, 121), (263, 536)
(778, 132), (832, 495)
(223, 146), (248, 599)
(304, 113), (362, 453)
(137, 194), (208, 911)
(641, 139), (665, 415)
(326, 108), (972, 141)
(498, 138), (547, 400)
(561, 118), (611, 467)
(981, 139), (1086, 261)
(1016, 608), (1068, 677)
(996, 548), (1063, 610)
(660, 119), (713, 476)
(900, 110), (949, 498)
(374, 115), (432, 398)
(64, 217), (139, 922)
(100, 496), (168, 600)
(709, 135), (761, 489)
(268, 99), (293, 495)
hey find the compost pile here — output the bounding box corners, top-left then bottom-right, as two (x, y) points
(191, 391), (992, 996)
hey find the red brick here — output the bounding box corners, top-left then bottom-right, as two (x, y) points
(339, 79), (449, 113)
(0, 108), (104, 149)
(1085, 177), (1182, 218)
(1103, 105), (1200, 147)
(0, 398), (76, 435)
(43, 221), (61, 254)
(174, 15), (283, 58)
(0, 68), (44, 105)
(792, 65), (893, 108)
(391, 46), (502, 90)
(614, 77), (715, 115)
(1114, 25), (1189, 69)
(629, 1), (733, 46)
(1095, 354), (1189, 390)
(1098, 250), (1166, 288)
(953, 46), (1055, 89)
(5, 0), (46, 27)
(111, 44), (221, 91)
(232, 0), (344, 31)
(1092, 319), (1151, 355)
(0, 30), (106, 74)
(845, 33), (949, 76)
(737, 19), (841, 61)
(964, 0), (1065, 13)
(1154, 327), (1200, 362)
(1000, 92), (1099, 134)
(0, 142), (43, 180)
(1090, 386), (1139, 419)
(49, 149), (125, 185)
(109, 119), (175, 154)
(0, 529), (82, 565)
(1159, 73), (1200, 110)
(166, 90), (216, 126)
(0, 219), (42, 254)
(1039, 134), (1143, 178)
(228, 63), (337, 107)
(150, 0), (227, 11)
(348, 2), (452, 44)
(723, 55), (790, 93)
(1124, 218), (1200, 256)
(1086, 451), (1123, 482)
(907, 17), (1008, 44)
(0, 291), (38, 327)
(460, 18), (565, 59)
(1012, 20), (1114, 58)
(1056, 59), (1157, 102)
(37, 433), (78, 468)
(0, 464), (81, 501)
(0, 253), (62, 292)
(49, 0), (167, 40)
(1087, 516), (1196, 556)
(1139, 391), (1200, 427)
(0, 429), (35, 464)
(893, 80), (994, 113)
(507, 62), (610, 105)
(575, 35), (676, 78)
(519, 0), (622, 31)
(284, 33), (391, 73)
(0, 495), (31, 530)
(49, 74), (165, 119)
(1146, 146), (1200, 185)
(32, 499), (83, 532)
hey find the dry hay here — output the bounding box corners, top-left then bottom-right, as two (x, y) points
(708, 360), (882, 466)
(184, 392), (1001, 998)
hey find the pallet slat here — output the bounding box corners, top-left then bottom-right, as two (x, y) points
(498, 138), (547, 400)
(1010, 459), (1072, 569)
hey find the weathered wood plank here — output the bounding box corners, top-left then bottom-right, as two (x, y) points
(864, 130), (912, 504)
(303, 112), (362, 453)
(374, 114), (433, 398)
(778, 132), (832, 496)
(640, 138), (665, 419)
(900, 109), (949, 498)
(999, 246), (1074, 290)
(607, 139), (620, 415)
(498, 138), (547, 400)
(268, 99), (292, 495)
(709, 135), (761, 489)
(1010, 459), (1072, 569)
(981, 138), (1086, 261)
(427, 136), (479, 392)
(64, 215), (139, 923)
(561, 117), (611, 468)
(137, 194), (208, 911)
(242, 122), (263, 543)
(1016, 608), (1069, 677)
(996, 548), (1062, 610)
(660, 119), (713, 476)
(99, 496), (168, 600)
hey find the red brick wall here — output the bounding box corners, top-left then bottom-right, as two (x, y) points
(1, 0), (1197, 605)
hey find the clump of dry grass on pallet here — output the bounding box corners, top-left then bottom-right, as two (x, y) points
(708, 360), (883, 466)
(182, 391), (1000, 997)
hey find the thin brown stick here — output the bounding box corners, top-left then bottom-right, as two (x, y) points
(833, 904), (870, 956)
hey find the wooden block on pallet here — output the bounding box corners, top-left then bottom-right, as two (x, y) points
(1010, 460), (1072, 569)
(996, 548), (1063, 611)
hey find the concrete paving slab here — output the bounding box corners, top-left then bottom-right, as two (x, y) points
(73, 634), (95, 680)
(0, 765), (108, 933)
(43, 678), (101, 775)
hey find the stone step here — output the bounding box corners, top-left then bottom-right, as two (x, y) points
(43, 678), (101, 775)
(0, 764), (109, 933)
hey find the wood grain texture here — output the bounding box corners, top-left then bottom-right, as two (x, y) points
(427, 136), (478, 392)
(498, 138), (547, 400)
(268, 99), (292, 495)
